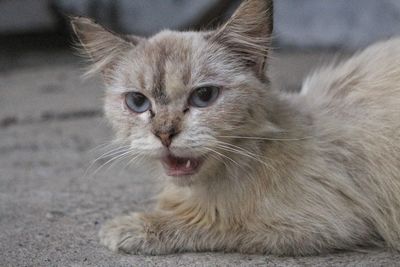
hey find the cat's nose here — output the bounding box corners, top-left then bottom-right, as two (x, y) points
(154, 130), (179, 147)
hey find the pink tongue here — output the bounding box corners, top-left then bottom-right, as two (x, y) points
(162, 154), (200, 176)
(167, 155), (192, 170)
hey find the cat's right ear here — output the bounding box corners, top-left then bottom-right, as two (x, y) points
(210, 0), (273, 80)
(70, 17), (139, 79)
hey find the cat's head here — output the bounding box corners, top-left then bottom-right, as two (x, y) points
(72, 0), (276, 185)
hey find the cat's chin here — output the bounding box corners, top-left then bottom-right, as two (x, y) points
(160, 153), (204, 177)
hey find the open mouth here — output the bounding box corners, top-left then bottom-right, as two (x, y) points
(161, 153), (204, 177)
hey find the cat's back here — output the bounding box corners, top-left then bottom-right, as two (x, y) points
(302, 37), (400, 108)
(301, 37), (400, 135)
(296, 37), (400, 196)
(276, 39), (400, 250)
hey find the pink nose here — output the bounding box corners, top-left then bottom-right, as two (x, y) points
(154, 131), (179, 147)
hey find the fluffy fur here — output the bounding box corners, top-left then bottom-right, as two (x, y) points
(72, 0), (400, 255)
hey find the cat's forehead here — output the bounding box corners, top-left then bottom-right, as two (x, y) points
(122, 30), (221, 104)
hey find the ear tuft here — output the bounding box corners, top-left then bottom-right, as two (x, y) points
(211, 0), (273, 78)
(70, 16), (137, 79)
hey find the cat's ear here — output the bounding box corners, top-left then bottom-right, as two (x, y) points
(211, 0), (273, 80)
(70, 17), (140, 79)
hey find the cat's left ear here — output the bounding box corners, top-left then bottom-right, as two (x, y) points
(211, 0), (273, 80)
(70, 17), (140, 80)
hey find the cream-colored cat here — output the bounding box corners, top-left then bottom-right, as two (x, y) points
(72, 0), (400, 255)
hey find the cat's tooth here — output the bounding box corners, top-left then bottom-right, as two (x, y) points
(186, 160), (191, 168)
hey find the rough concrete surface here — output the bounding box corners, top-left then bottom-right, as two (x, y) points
(1, 49), (400, 267)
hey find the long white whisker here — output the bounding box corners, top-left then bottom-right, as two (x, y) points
(96, 148), (132, 161)
(90, 150), (136, 177)
(88, 141), (119, 153)
(215, 144), (271, 168)
(215, 141), (262, 158)
(208, 153), (229, 169)
(122, 153), (145, 170)
(203, 147), (241, 168)
(219, 135), (312, 141)
(84, 146), (133, 177)
(106, 151), (140, 172)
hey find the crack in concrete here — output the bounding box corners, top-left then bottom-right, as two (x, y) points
(1, 109), (102, 128)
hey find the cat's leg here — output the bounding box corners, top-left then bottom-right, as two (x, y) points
(98, 209), (372, 255)
(99, 212), (169, 255)
(99, 184), (374, 255)
(99, 185), (243, 254)
(99, 211), (240, 255)
(99, 187), (244, 255)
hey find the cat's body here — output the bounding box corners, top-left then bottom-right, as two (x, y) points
(72, 0), (400, 255)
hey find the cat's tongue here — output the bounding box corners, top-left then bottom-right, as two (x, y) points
(161, 154), (202, 176)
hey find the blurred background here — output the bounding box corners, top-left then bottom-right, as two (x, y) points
(2, 0), (400, 74)
(3, 0), (400, 47)
(2, 1), (400, 266)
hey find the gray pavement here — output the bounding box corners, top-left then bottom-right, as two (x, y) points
(1, 49), (400, 266)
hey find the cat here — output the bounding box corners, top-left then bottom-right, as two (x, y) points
(71, 0), (400, 256)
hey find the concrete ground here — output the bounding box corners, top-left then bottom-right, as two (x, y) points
(1, 47), (400, 267)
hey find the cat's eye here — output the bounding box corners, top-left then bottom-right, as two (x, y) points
(125, 92), (151, 113)
(189, 86), (220, 108)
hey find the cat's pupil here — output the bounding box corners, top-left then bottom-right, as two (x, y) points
(197, 88), (212, 101)
(134, 94), (146, 106)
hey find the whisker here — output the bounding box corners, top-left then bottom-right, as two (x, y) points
(219, 135), (312, 141)
(203, 147), (241, 168)
(88, 140), (119, 153)
(208, 153), (229, 169)
(90, 149), (137, 177)
(84, 146), (133, 177)
(215, 141), (262, 157)
(216, 145), (269, 167)
(97, 147), (132, 160)
(122, 153), (145, 170)
(106, 151), (140, 172)
(214, 141), (273, 168)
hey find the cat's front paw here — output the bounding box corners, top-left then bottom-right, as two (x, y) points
(99, 213), (169, 255)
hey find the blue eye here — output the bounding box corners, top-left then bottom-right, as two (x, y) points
(125, 92), (151, 113)
(189, 86), (220, 108)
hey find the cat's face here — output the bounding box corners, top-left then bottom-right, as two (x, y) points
(72, 0), (274, 185)
(104, 31), (272, 180)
